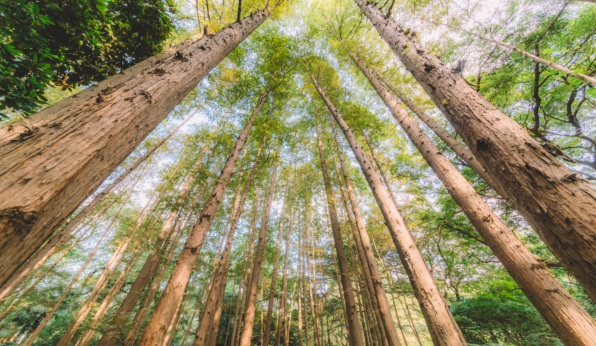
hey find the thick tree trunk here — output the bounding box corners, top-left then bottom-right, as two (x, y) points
(328, 121), (401, 346)
(354, 0), (596, 302)
(0, 10), (271, 287)
(310, 75), (467, 346)
(193, 146), (261, 346)
(316, 124), (366, 346)
(354, 52), (596, 346)
(139, 92), (266, 345)
(239, 145), (283, 346)
(263, 175), (291, 346)
(374, 72), (496, 190)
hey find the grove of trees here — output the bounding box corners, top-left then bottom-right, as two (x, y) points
(1, 0), (595, 345)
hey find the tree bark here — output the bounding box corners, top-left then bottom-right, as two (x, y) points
(0, 10), (271, 288)
(263, 173), (291, 346)
(353, 52), (596, 346)
(316, 123), (366, 346)
(354, 0), (596, 302)
(327, 119), (401, 346)
(310, 74), (467, 346)
(139, 91), (266, 345)
(192, 145), (262, 346)
(373, 72), (496, 190)
(284, 278), (298, 346)
(239, 144), (283, 346)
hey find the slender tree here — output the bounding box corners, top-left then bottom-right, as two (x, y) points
(238, 144), (283, 346)
(310, 74), (467, 346)
(315, 123), (366, 346)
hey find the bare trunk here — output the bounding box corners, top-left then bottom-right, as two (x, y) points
(354, 52), (596, 346)
(374, 72), (496, 190)
(205, 268), (229, 346)
(275, 188), (296, 346)
(98, 122), (224, 346)
(298, 229), (303, 346)
(310, 74), (466, 346)
(328, 234), (352, 346)
(181, 273), (211, 346)
(0, 10), (271, 287)
(192, 146), (262, 346)
(315, 124), (366, 346)
(354, 0), (596, 302)
(139, 92), (266, 345)
(263, 174), (291, 346)
(306, 227), (321, 346)
(328, 123), (400, 346)
(238, 145), (283, 346)
(284, 279), (298, 346)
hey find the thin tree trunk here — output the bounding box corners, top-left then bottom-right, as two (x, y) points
(193, 146), (262, 346)
(434, 21), (596, 87)
(98, 125), (223, 346)
(239, 144), (283, 346)
(315, 123), (366, 346)
(230, 187), (261, 346)
(0, 10), (272, 287)
(181, 274), (211, 346)
(139, 94), (266, 346)
(302, 231), (310, 346)
(354, 0), (596, 303)
(297, 230), (303, 346)
(205, 269), (228, 346)
(373, 72), (496, 190)
(23, 185), (136, 346)
(327, 124), (399, 346)
(275, 181), (297, 346)
(310, 74), (467, 346)
(327, 234), (351, 346)
(284, 279), (298, 346)
(263, 173), (291, 346)
(353, 52), (596, 345)
(306, 229), (321, 346)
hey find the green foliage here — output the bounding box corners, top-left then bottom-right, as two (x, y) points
(451, 280), (563, 346)
(0, 0), (175, 118)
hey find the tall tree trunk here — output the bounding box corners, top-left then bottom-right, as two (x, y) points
(310, 74), (467, 346)
(193, 145), (262, 346)
(230, 187), (261, 346)
(327, 233), (352, 346)
(0, 10), (271, 287)
(327, 123), (400, 346)
(373, 72), (496, 190)
(239, 144), (283, 346)
(275, 180), (296, 346)
(302, 231), (310, 346)
(306, 228), (321, 346)
(98, 108), (226, 346)
(284, 279), (298, 346)
(139, 92), (266, 346)
(181, 272), (211, 346)
(315, 124), (366, 346)
(263, 174), (291, 346)
(353, 52), (596, 345)
(353, 0), (596, 302)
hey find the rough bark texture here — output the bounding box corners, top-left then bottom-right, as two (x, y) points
(192, 147), (261, 346)
(238, 146), (282, 346)
(374, 72), (497, 190)
(0, 9), (270, 288)
(263, 175), (291, 346)
(354, 0), (596, 301)
(316, 124), (366, 346)
(354, 53), (596, 346)
(310, 74), (466, 346)
(328, 119), (401, 346)
(138, 93), (265, 346)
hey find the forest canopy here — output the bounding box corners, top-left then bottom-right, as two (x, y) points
(0, 0), (595, 346)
